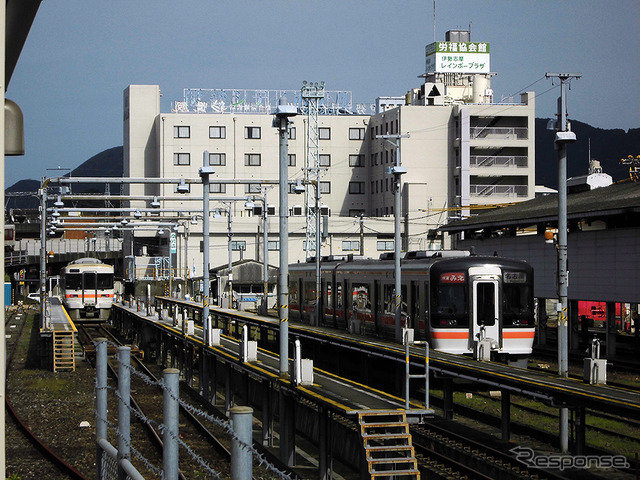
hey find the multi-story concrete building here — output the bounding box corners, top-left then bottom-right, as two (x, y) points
(122, 31), (536, 300)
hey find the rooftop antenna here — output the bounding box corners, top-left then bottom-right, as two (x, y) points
(433, 0), (436, 41)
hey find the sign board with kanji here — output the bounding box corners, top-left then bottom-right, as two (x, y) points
(170, 233), (177, 254)
(425, 41), (490, 74)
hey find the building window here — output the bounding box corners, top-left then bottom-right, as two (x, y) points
(319, 154), (331, 167)
(246, 184), (262, 194)
(209, 126), (226, 139)
(245, 126), (261, 139)
(349, 128), (365, 140)
(377, 240), (394, 251)
(208, 152), (226, 166)
(174, 126), (190, 138)
(349, 154), (365, 167)
(349, 181), (365, 194)
(288, 154), (296, 166)
(244, 153), (261, 166)
(209, 183), (226, 193)
(268, 240), (280, 251)
(319, 127), (331, 140)
(173, 153), (190, 165)
(349, 209), (365, 217)
(288, 127), (296, 140)
(319, 181), (331, 194)
(231, 241), (246, 251)
(342, 240), (360, 251)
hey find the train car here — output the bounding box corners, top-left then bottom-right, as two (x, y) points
(289, 251), (535, 364)
(60, 258), (114, 321)
(4, 224), (15, 253)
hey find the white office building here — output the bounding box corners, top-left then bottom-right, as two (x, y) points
(122, 30), (535, 299)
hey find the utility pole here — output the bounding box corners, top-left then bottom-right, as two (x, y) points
(359, 214), (365, 256)
(274, 98), (297, 378)
(199, 153), (215, 346)
(226, 202), (234, 309)
(376, 132), (410, 342)
(546, 71), (581, 454)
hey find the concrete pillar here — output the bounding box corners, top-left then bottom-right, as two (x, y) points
(569, 299), (579, 351)
(442, 377), (454, 420)
(231, 406), (254, 480)
(573, 406), (585, 455)
(537, 298), (548, 345)
(262, 379), (273, 447)
(501, 390), (511, 441)
(279, 390), (296, 466)
(606, 302), (617, 357)
(319, 405), (329, 480)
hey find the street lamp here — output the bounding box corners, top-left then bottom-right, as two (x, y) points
(274, 97), (297, 378)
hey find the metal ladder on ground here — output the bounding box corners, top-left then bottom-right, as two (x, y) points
(53, 330), (76, 372)
(358, 410), (420, 479)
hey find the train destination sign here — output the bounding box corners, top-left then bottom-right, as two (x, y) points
(440, 272), (466, 283)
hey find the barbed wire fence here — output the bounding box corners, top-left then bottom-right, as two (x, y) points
(94, 338), (292, 480)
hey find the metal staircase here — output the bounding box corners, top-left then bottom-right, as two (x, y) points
(358, 410), (420, 479)
(53, 330), (76, 372)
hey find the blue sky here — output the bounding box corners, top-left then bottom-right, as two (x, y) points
(6, 0), (639, 187)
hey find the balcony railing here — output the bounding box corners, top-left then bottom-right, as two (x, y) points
(470, 126), (528, 140)
(470, 184), (529, 197)
(470, 155), (528, 168)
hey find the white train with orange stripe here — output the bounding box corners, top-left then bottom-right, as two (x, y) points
(60, 258), (114, 321)
(289, 251), (535, 364)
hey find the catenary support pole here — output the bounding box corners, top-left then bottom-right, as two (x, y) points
(163, 368), (180, 480)
(546, 72), (581, 454)
(376, 133), (409, 342)
(199, 153), (214, 345)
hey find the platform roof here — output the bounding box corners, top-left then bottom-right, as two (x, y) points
(441, 181), (640, 233)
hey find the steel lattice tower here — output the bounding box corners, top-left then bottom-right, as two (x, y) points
(301, 81), (325, 259)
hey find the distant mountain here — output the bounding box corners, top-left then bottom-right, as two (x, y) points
(5, 146), (124, 211)
(535, 120), (639, 188)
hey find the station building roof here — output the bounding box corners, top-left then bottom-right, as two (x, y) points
(440, 181), (640, 233)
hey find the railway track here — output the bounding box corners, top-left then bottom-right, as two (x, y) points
(5, 305), (90, 479)
(77, 323), (298, 480)
(411, 420), (571, 480)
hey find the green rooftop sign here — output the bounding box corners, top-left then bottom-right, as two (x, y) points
(425, 41), (491, 74)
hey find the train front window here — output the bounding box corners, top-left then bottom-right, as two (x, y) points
(83, 272), (97, 290)
(65, 273), (82, 290)
(503, 283), (534, 326)
(97, 273), (113, 289)
(431, 283), (468, 327)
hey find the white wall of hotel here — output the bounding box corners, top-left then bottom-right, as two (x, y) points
(123, 85), (535, 277)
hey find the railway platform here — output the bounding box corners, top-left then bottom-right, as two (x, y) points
(41, 296), (77, 372)
(113, 299), (432, 478)
(147, 296), (640, 457)
(154, 296), (640, 416)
